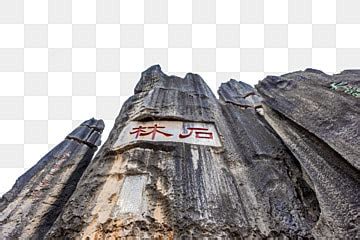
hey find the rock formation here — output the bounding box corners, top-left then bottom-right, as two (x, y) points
(0, 66), (359, 239)
(256, 69), (360, 238)
(0, 118), (104, 239)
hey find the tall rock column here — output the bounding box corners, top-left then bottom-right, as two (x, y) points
(0, 118), (104, 239)
(256, 69), (360, 238)
(47, 65), (321, 239)
(218, 79), (320, 237)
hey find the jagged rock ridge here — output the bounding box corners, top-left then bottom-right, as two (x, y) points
(0, 118), (104, 239)
(256, 69), (360, 237)
(0, 66), (359, 239)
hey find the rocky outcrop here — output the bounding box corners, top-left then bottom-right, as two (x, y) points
(218, 79), (263, 109)
(45, 66), (335, 239)
(47, 65), (239, 239)
(218, 80), (320, 237)
(256, 69), (360, 238)
(0, 118), (104, 239)
(1, 66), (359, 239)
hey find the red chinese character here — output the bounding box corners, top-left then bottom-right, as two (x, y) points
(179, 127), (213, 139)
(130, 124), (173, 140)
(130, 125), (147, 138)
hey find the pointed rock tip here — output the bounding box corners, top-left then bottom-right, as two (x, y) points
(81, 118), (105, 132)
(184, 72), (202, 80)
(135, 65), (167, 94)
(141, 64), (164, 76)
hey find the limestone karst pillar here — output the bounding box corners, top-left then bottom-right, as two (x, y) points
(46, 66), (322, 239)
(2, 66), (359, 239)
(256, 69), (360, 238)
(0, 118), (104, 239)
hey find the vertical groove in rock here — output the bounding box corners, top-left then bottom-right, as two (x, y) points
(1, 66), (359, 239)
(256, 69), (360, 170)
(45, 65), (354, 239)
(0, 118), (104, 239)
(256, 69), (360, 238)
(218, 80), (320, 237)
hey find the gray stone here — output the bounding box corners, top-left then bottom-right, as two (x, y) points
(46, 66), (322, 238)
(2, 65), (359, 239)
(219, 79), (263, 108)
(0, 118), (104, 239)
(256, 69), (360, 171)
(256, 69), (360, 238)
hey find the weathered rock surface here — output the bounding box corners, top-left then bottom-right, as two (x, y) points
(47, 65), (238, 239)
(218, 79), (263, 108)
(0, 118), (104, 240)
(256, 69), (360, 238)
(218, 80), (320, 237)
(44, 65), (339, 239)
(257, 69), (360, 171)
(1, 66), (359, 239)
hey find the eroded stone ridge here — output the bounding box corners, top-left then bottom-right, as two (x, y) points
(1, 66), (359, 239)
(219, 79), (263, 108)
(0, 118), (104, 240)
(256, 69), (360, 238)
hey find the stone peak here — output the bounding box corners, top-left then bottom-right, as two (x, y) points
(80, 118), (105, 132)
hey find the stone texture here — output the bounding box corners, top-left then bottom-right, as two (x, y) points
(219, 79), (263, 108)
(256, 69), (360, 238)
(0, 118), (104, 239)
(218, 80), (320, 237)
(257, 69), (360, 171)
(46, 66), (320, 238)
(1, 66), (359, 239)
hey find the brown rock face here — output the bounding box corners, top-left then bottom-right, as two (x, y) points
(1, 66), (359, 239)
